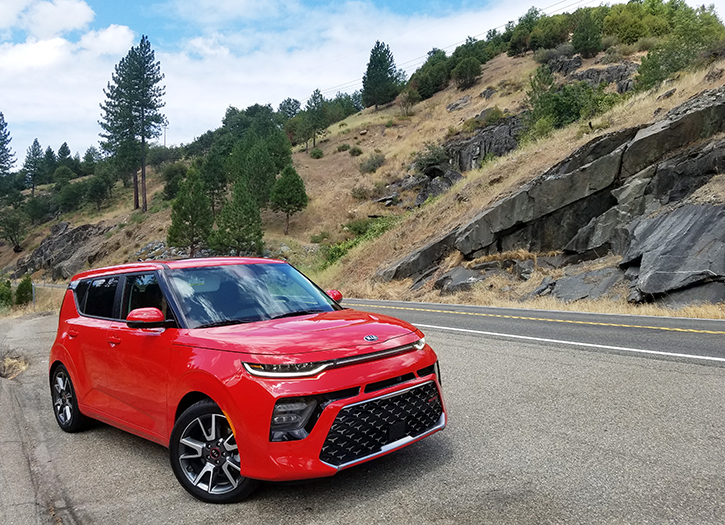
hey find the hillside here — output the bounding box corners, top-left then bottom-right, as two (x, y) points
(2, 51), (725, 319)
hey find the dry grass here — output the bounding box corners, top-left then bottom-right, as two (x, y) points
(0, 354), (29, 379)
(0, 285), (66, 319)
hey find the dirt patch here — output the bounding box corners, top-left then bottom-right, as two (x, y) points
(0, 353), (29, 379)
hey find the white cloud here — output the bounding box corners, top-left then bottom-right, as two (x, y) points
(19, 0), (94, 39)
(3, 0), (725, 161)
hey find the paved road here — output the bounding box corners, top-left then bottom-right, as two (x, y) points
(1, 306), (725, 524)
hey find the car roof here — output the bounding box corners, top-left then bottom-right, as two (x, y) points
(71, 257), (286, 281)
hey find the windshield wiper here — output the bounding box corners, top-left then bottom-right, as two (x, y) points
(196, 318), (256, 329)
(271, 309), (324, 320)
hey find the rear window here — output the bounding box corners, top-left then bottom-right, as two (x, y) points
(79, 276), (119, 318)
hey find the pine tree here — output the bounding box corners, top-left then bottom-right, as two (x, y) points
(0, 112), (15, 177)
(305, 89), (326, 147)
(200, 147), (227, 217)
(167, 167), (212, 257)
(99, 35), (166, 212)
(362, 41), (404, 110)
(210, 180), (263, 255)
(241, 141), (277, 208)
(572, 10), (602, 59)
(57, 142), (72, 167)
(270, 165), (308, 235)
(23, 139), (44, 197)
(0, 207), (26, 252)
(43, 147), (57, 182)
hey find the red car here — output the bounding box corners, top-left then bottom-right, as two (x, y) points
(49, 257), (446, 503)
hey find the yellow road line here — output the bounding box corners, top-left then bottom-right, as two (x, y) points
(345, 302), (725, 336)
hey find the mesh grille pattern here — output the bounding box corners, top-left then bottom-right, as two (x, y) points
(320, 381), (442, 466)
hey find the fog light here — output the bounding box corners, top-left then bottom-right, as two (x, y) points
(270, 398), (318, 442)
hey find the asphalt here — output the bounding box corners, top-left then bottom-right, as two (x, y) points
(1, 306), (725, 524)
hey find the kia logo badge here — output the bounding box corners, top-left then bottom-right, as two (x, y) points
(364, 335), (378, 342)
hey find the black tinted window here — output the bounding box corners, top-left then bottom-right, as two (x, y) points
(123, 273), (171, 319)
(84, 277), (119, 318)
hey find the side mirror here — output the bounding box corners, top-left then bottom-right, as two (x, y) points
(326, 289), (343, 302)
(126, 307), (175, 329)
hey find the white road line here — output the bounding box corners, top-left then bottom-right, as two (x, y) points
(416, 323), (725, 364)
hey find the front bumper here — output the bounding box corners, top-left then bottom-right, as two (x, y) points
(228, 346), (446, 481)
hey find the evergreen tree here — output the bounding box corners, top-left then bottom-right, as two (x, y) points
(210, 180), (263, 255)
(23, 139), (44, 197)
(572, 10), (602, 58)
(57, 142), (72, 167)
(305, 89), (326, 147)
(200, 147), (227, 217)
(0, 207), (26, 252)
(362, 41), (404, 110)
(278, 98), (301, 120)
(167, 167), (212, 257)
(43, 147), (57, 182)
(270, 165), (308, 235)
(241, 141), (277, 208)
(99, 35), (166, 212)
(81, 146), (101, 176)
(0, 112), (15, 177)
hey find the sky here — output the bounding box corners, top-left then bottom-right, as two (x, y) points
(1, 0), (724, 165)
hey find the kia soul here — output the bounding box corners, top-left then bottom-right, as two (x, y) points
(49, 257), (446, 503)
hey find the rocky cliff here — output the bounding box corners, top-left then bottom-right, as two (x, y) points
(377, 87), (725, 306)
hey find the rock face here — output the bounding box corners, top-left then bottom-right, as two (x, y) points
(548, 55), (583, 76)
(377, 87), (725, 305)
(569, 62), (639, 88)
(447, 115), (525, 172)
(15, 221), (114, 280)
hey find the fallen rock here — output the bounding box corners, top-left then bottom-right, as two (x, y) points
(434, 267), (486, 294)
(375, 232), (456, 282)
(551, 267), (624, 302)
(447, 95), (471, 112)
(447, 115), (524, 172)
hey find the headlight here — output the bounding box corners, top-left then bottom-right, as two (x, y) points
(412, 337), (425, 350)
(243, 361), (331, 378)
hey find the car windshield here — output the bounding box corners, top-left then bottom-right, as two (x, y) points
(165, 263), (338, 329)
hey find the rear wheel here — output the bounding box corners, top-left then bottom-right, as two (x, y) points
(50, 364), (87, 433)
(169, 400), (259, 503)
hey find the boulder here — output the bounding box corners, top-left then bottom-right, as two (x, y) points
(551, 267), (624, 302)
(569, 62), (639, 88)
(434, 267), (487, 294)
(375, 232), (456, 282)
(447, 96), (471, 112)
(481, 88), (497, 99)
(447, 115), (524, 172)
(620, 204), (725, 295)
(548, 55), (583, 76)
(414, 170), (464, 207)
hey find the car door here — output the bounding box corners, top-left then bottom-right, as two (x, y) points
(66, 275), (120, 412)
(104, 272), (176, 440)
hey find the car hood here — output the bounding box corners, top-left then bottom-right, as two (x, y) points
(174, 309), (420, 357)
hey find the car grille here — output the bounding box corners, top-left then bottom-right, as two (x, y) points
(319, 381), (443, 467)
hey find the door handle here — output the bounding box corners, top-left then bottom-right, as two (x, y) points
(67, 329), (79, 338)
(107, 335), (122, 346)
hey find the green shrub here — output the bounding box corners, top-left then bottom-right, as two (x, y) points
(451, 57), (482, 90)
(533, 48), (559, 64)
(601, 35), (618, 50)
(360, 153), (386, 174)
(349, 146), (363, 157)
(339, 122), (347, 128)
(412, 143), (448, 173)
(0, 280), (12, 309)
(15, 275), (32, 306)
(385, 120), (394, 128)
(345, 218), (374, 236)
(309, 148), (323, 159)
(322, 216), (400, 266)
(600, 47), (624, 64)
(310, 231), (330, 243)
(337, 143), (351, 152)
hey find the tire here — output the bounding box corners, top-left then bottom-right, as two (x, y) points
(50, 364), (87, 433)
(169, 400), (259, 503)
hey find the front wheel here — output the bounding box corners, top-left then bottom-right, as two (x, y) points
(169, 400), (259, 503)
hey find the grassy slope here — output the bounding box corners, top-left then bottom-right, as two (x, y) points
(2, 52), (725, 319)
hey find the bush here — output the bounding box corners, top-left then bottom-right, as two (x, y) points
(533, 48), (559, 64)
(360, 153), (385, 174)
(310, 231), (330, 243)
(350, 186), (371, 200)
(451, 57), (482, 90)
(348, 146), (363, 157)
(337, 143), (351, 152)
(601, 35), (618, 49)
(15, 275), (32, 306)
(412, 143), (448, 173)
(600, 47), (624, 64)
(309, 148), (323, 159)
(322, 216), (400, 265)
(0, 280), (12, 309)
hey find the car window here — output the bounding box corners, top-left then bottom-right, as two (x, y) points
(166, 263), (337, 328)
(122, 273), (172, 320)
(83, 276), (119, 319)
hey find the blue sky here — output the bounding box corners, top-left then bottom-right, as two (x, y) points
(1, 0), (723, 164)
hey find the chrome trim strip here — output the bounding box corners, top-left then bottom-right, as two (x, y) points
(243, 342), (420, 378)
(321, 412), (446, 471)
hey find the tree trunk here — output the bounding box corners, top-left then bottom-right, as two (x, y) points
(141, 136), (147, 212)
(284, 212), (290, 235)
(133, 169), (139, 209)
